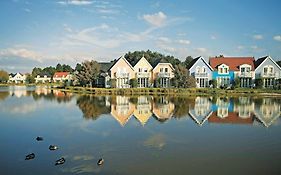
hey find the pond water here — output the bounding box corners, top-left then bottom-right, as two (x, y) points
(0, 86), (281, 175)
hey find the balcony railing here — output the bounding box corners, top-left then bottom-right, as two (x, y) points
(195, 72), (208, 77)
(238, 72), (253, 78)
(115, 72), (130, 78)
(158, 72), (171, 78)
(261, 72), (276, 78)
(136, 72), (150, 78)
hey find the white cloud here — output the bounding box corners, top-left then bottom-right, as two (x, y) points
(143, 11), (167, 27)
(237, 45), (244, 50)
(253, 34), (263, 40)
(211, 35), (216, 40)
(0, 48), (42, 62)
(23, 8), (31, 13)
(57, 0), (93, 5)
(177, 39), (190, 45)
(273, 35), (281, 41)
(251, 45), (258, 50)
(195, 47), (207, 53)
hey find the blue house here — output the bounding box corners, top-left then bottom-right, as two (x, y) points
(188, 56), (213, 88)
(210, 56), (255, 88)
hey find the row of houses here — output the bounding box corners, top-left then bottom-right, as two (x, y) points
(8, 72), (73, 84)
(8, 55), (281, 88)
(189, 55), (281, 88)
(102, 54), (281, 88)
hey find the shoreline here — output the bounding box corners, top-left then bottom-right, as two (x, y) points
(1, 84), (281, 97)
(50, 86), (281, 97)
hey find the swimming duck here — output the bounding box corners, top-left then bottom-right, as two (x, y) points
(97, 158), (104, 166)
(55, 157), (65, 165)
(36, 136), (43, 141)
(49, 145), (59, 151)
(25, 153), (35, 160)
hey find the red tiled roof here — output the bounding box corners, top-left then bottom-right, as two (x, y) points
(209, 56), (255, 71)
(53, 72), (69, 78)
(208, 112), (254, 124)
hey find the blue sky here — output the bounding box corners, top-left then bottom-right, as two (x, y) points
(0, 0), (281, 72)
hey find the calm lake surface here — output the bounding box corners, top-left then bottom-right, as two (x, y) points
(0, 86), (281, 175)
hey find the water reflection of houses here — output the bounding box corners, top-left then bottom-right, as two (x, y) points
(110, 96), (175, 126)
(133, 96), (153, 126)
(152, 96), (175, 122)
(111, 96), (135, 126)
(254, 98), (281, 127)
(189, 97), (213, 126)
(208, 97), (255, 125)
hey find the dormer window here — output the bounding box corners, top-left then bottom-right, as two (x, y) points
(218, 64), (229, 74)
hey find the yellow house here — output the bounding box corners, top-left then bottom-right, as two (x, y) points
(111, 96), (135, 126)
(153, 63), (175, 88)
(109, 56), (135, 88)
(133, 96), (153, 126)
(133, 56), (153, 88)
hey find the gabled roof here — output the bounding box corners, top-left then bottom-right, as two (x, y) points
(254, 55), (281, 70)
(209, 56), (255, 71)
(188, 56), (213, 71)
(109, 55), (134, 71)
(133, 56), (153, 70)
(99, 62), (114, 72)
(53, 72), (69, 78)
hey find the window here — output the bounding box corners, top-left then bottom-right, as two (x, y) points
(196, 67), (200, 73)
(269, 67), (273, 73)
(160, 68), (163, 72)
(139, 68), (142, 72)
(165, 68), (168, 72)
(224, 68), (227, 73)
(264, 67), (268, 74)
(202, 67), (206, 73)
(144, 68), (148, 72)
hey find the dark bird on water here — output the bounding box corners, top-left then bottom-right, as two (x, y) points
(55, 157), (65, 166)
(49, 145), (59, 151)
(36, 136), (43, 141)
(97, 158), (104, 166)
(25, 153), (35, 160)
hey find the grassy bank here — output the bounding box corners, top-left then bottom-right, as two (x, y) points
(52, 86), (281, 96)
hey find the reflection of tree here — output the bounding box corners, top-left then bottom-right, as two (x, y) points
(77, 95), (110, 120)
(0, 91), (9, 101)
(171, 97), (195, 119)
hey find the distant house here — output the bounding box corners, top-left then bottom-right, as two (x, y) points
(254, 56), (281, 88)
(96, 62), (113, 88)
(35, 73), (51, 83)
(188, 56), (213, 88)
(152, 62), (175, 88)
(109, 56), (135, 88)
(8, 73), (26, 83)
(53, 72), (72, 83)
(210, 56), (255, 88)
(133, 56), (153, 88)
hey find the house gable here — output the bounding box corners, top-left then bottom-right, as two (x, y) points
(255, 56), (281, 73)
(133, 56), (153, 71)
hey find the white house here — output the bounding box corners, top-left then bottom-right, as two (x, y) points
(8, 73), (26, 83)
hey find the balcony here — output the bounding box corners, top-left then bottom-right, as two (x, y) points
(158, 72), (171, 78)
(238, 72), (253, 78)
(136, 72), (150, 78)
(195, 72), (208, 77)
(261, 72), (276, 78)
(115, 72), (130, 78)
